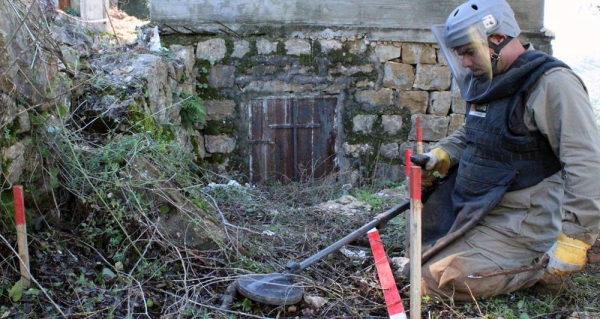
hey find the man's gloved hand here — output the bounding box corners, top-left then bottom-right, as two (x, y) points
(410, 148), (451, 174)
(546, 232), (591, 275)
(409, 148), (451, 187)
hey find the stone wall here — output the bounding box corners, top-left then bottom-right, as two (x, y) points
(167, 30), (470, 183)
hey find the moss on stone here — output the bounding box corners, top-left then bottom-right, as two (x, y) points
(223, 37), (234, 57)
(247, 40), (258, 57)
(125, 101), (175, 142)
(233, 42), (259, 74)
(326, 48), (363, 65)
(198, 87), (224, 100)
(194, 60), (225, 100)
(205, 153), (226, 164)
(298, 54), (314, 66)
(162, 34), (216, 47)
(276, 41), (286, 55)
(202, 120), (236, 136)
(0, 119), (20, 148)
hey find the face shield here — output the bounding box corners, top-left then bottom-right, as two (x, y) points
(432, 22), (493, 102)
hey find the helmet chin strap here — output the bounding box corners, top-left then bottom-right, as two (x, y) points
(488, 36), (514, 75)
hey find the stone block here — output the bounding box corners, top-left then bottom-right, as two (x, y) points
(319, 39), (343, 53)
(352, 114), (378, 134)
(413, 64), (452, 91)
(428, 91), (452, 116)
(126, 54), (173, 124)
(249, 65), (278, 76)
(205, 135), (236, 154)
(2, 142), (25, 183)
(356, 89), (394, 107)
(1, 95), (29, 134)
(399, 91), (429, 114)
(348, 39), (368, 54)
(401, 43), (436, 64)
(204, 100), (236, 121)
(356, 80), (374, 88)
(231, 40), (250, 58)
(196, 38), (227, 62)
(285, 39), (311, 55)
(374, 44), (401, 62)
(257, 39), (278, 55)
(169, 45), (196, 93)
(381, 115), (403, 135)
(383, 62), (415, 90)
(191, 131), (206, 158)
(451, 81), (467, 114)
(342, 142), (373, 158)
(208, 65), (236, 88)
(448, 113), (466, 134)
(380, 142), (400, 159)
(408, 114), (449, 142)
(170, 45), (196, 71)
(332, 64), (374, 76)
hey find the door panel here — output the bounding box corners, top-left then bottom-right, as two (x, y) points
(250, 97), (337, 183)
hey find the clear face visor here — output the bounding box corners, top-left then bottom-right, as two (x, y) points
(432, 24), (493, 101)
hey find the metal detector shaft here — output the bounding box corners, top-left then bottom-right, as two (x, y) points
(284, 199), (410, 274)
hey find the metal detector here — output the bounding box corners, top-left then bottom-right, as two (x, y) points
(236, 199), (411, 306)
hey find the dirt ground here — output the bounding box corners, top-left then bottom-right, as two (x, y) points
(105, 6), (149, 45)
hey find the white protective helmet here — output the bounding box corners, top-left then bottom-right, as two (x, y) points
(431, 0), (521, 101)
(444, 0), (520, 48)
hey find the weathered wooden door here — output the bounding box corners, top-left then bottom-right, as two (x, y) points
(249, 97), (337, 183)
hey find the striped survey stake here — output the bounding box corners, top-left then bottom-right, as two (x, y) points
(13, 185), (31, 288)
(416, 116), (423, 155)
(410, 115), (423, 319)
(404, 148), (413, 179)
(409, 166), (422, 319)
(367, 228), (407, 319)
(403, 148), (413, 259)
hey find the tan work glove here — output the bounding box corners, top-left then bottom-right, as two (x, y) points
(546, 232), (591, 275)
(410, 148), (451, 187)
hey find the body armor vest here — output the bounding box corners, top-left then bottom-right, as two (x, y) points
(458, 50), (566, 196)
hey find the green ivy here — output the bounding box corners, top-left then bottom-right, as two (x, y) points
(179, 92), (206, 129)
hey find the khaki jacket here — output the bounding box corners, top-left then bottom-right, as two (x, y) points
(436, 67), (600, 246)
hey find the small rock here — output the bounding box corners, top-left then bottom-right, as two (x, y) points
(304, 295), (327, 309)
(390, 256), (410, 278)
(340, 246), (366, 260)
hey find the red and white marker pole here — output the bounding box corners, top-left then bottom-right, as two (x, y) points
(13, 185), (31, 288)
(416, 116), (423, 155)
(368, 228), (407, 319)
(404, 149), (413, 180)
(409, 166), (422, 319)
(403, 148), (413, 258)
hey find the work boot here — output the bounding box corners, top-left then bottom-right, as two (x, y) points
(531, 272), (570, 296)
